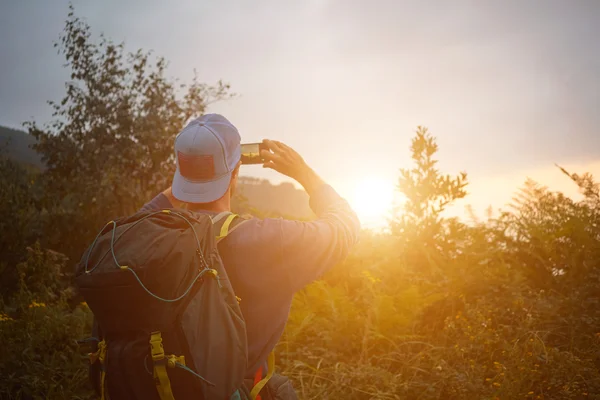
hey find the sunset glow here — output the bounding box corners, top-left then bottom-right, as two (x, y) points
(349, 177), (396, 227)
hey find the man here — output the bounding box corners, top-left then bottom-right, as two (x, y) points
(141, 113), (360, 397)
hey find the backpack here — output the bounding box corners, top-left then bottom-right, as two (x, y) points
(75, 208), (271, 400)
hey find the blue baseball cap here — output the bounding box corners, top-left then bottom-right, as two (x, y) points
(171, 114), (241, 203)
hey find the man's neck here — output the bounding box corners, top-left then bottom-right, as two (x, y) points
(187, 199), (230, 213)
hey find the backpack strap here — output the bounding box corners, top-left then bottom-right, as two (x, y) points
(212, 212), (250, 243)
(211, 211), (233, 225)
(250, 351), (275, 400)
(150, 331), (175, 400)
(216, 213), (238, 241)
(88, 338), (108, 400)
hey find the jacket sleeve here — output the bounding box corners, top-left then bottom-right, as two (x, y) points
(275, 184), (360, 292)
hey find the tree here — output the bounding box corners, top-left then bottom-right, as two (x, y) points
(26, 6), (231, 260)
(392, 126), (468, 242)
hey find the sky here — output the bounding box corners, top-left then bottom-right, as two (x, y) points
(1, 0), (599, 227)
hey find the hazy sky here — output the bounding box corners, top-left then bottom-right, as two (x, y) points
(1, 0), (599, 225)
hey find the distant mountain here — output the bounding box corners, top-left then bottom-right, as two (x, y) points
(0, 126), (312, 218)
(0, 126), (43, 170)
(236, 176), (313, 219)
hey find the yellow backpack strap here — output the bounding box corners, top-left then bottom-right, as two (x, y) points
(250, 351), (275, 400)
(97, 340), (107, 400)
(215, 213), (238, 241)
(150, 332), (176, 400)
(211, 211), (232, 225)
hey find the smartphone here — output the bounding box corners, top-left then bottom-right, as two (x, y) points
(240, 142), (267, 165)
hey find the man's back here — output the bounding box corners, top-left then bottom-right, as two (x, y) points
(141, 183), (360, 377)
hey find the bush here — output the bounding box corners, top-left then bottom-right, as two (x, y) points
(0, 244), (93, 400)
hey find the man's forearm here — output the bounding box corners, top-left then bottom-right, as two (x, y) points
(296, 168), (326, 197)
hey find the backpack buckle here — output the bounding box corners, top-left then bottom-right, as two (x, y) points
(149, 331), (165, 361)
(166, 354), (185, 369)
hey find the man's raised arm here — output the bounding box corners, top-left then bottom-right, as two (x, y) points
(260, 140), (361, 292)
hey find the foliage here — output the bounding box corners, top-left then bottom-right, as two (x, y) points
(0, 244), (93, 399)
(0, 157), (45, 299)
(392, 126), (468, 241)
(275, 131), (600, 399)
(25, 5), (231, 261)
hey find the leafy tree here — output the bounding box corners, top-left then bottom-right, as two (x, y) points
(26, 6), (231, 260)
(392, 126), (468, 242)
(389, 126), (469, 294)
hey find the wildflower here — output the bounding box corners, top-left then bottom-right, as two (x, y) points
(528, 392), (534, 395)
(493, 382), (501, 387)
(485, 378), (492, 382)
(0, 313), (13, 322)
(80, 302), (88, 308)
(28, 301), (46, 308)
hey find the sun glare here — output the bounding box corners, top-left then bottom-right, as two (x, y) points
(349, 178), (396, 228)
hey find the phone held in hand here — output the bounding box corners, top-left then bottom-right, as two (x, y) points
(240, 143), (266, 165)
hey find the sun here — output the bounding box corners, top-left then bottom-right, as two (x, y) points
(349, 177), (396, 228)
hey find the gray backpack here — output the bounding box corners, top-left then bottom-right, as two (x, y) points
(75, 209), (261, 400)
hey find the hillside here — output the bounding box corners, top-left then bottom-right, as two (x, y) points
(0, 126), (43, 170)
(235, 176), (313, 219)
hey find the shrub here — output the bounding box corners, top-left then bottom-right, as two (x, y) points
(0, 244), (93, 400)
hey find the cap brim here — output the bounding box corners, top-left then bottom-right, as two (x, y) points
(171, 170), (232, 204)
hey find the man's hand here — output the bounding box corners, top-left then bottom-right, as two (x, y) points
(260, 139), (325, 196)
